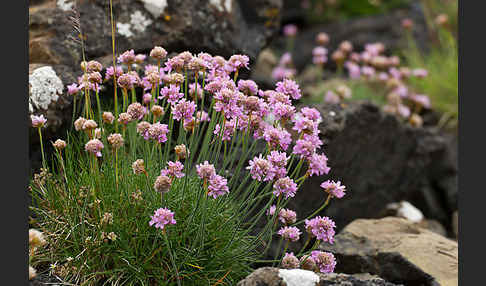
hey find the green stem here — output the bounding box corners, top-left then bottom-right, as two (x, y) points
(38, 127), (46, 170)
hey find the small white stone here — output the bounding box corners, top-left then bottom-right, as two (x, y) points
(141, 0), (168, 19)
(387, 201), (424, 223)
(57, 0), (74, 11)
(329, 111), (336, 117)
(209, 0), (232, 12)
(278, 269), (320, 286)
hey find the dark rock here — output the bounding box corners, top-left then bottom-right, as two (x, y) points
(320, 217), (458, 286)
(29, 0), (283, 67)
(237, 267), (402, 286)
(274, 2), (430, 72)
(286, 101), (457, 232)
(452, 211), (458, 240)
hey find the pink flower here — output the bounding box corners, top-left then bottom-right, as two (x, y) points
(161, 161), (185, 178)
(117, 49), (136, 65)
(324, 91), (340, 104)
(278, 226), (301, 242)
(312, 46), (328, 65)
(292, 115), (319, 134)
(305, 216), (336, 243)
(311, 251), (336, 273)
(172, 99), (196, 121)
(147, 122), (169, 143)
(273, 102), (295, 121)
(276, 79), (302, 100)
(67, 83), (79, 95)
(226, 54), (250, 72)
(207, 174), (230, 198)
(263, 126), (292, 151)
(320, 180), (346, 199)
(279, 208), (297, 225)
(413, 68), (428, 78)
(214, 88), (239, 118)
(307, 153), (331, 176)
(31, 115), (47, 128)
(196, 161), (216, 180)
(273, 176), (298, 199)
(300, 107), (322, 122)
(267, 150), (288, 180)
(143, 93), (152, 105)
(117, 73), (136, 89)
(105, 66), (123, 81)
(127, 102), (147, 121)
(189, 83), (203, 99)
(238, 80), (259, 95)
(293, 134), (323, 159)
(213, 120), (236, 141)
(283, 24), (298, 37)
(345, 62), (361, 79)
(282, 252), (299, 269)
(271, 66), (296, 81)
(149, 208), (176, 230)
(84, 139), (104, 157)
(160, 84), (184, 104)
(247, 154), (272, 181)
(267, 205), (277, 216)
(410, 94), (431, 109)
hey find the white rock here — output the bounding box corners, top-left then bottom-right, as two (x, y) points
(29, 66), (63, 111)
(130, 10), (153, 33)
(387, 201), (424, 223)
(57, 0), (74, 11)
(141, 0), (168, 19)
(278, 269), (320, 286)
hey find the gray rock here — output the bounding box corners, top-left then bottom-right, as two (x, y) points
(452, 211), (458, 239)
(286, 101), (457, 232)
(237, 267), (402, 286)
(29, 0), (283, 67)
(320, 217), (458, 286)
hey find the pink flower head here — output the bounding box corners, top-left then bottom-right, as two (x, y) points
(271, 66), (297, 81)
(267, 91), (292, 105)
(147, 122), (169, 143)
(143, 93), (152, 105)
(278, 226), (301, 242)
(293, 115), (319, 134)
(410, 94), (431, 109)
(172, 99), (196, 121)
(226, 54), (250, 72)
(189, 82), (203, 99)
(117, 73), (136, 89)
(105, 66), (124, 81)
(263, 126), (292, 151)
(160, 84), (184, 104)
(127, 102), (147, 121)
(283, 24), (298, 37)
(247, 154), (272, 181)
(282, 252), (300, 269)
(149, 208), (176, 230)
(84, 139), (104, 157)
(311, 251), (336, 273)
(361, 66), (376, 79)
(293, 137), (320, 158)
(345, 62), (361, 79)
(272, 102), (295, 121)
(307, 153), (331, 176)
(312, 46), (328, 65)
(276, 79), (302, 100)
(117, 49), (136, 65)
(196, 161), (216, 180)
(393, 85), (409, 98)
(67, 83), (80, 95)
(207, 174), (230, 198)
(267, 150), (289, 180)
(300, 107), (322, 122)
(267, 205), (277, 216)
(279, 53), (293, 66)
(413, 68), (428, 78)
(273, 176), (298, 199)
(135, 54), (146, 64)
(238, 80), (259, 95)
(397, 104), (411, 118)
(305, 216), (336, 243)
(161, 161), (185, 178)
(195, 111), (210, 123)
(31, 114), (47, 128)
(279, 208), (297, 225)
(213, 120), (236, 141)
(214, 88), (240, 118)
(164, 56), (185, 72)
(320, 180), (346, 198)
(324, 91), (340, 104)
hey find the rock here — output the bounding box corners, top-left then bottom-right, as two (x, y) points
(274, 2), (430, 72)
(386, 201), (424, 223)
(251, 48), (279, 90)
(286, 101), (457, 232)
(320, 217), (458, 286)
(29, 0), (283, 67)
(237, 267), (402, 286)
(416, 219), (447, 237)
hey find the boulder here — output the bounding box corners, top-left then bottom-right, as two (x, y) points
(286, 101), (457, 232)
(320, 217), (458, 286)
(237, 267), (402, 286)
(29, 0), (283, 67)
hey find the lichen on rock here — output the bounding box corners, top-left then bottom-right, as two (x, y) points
(29, 66), (63, 112)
